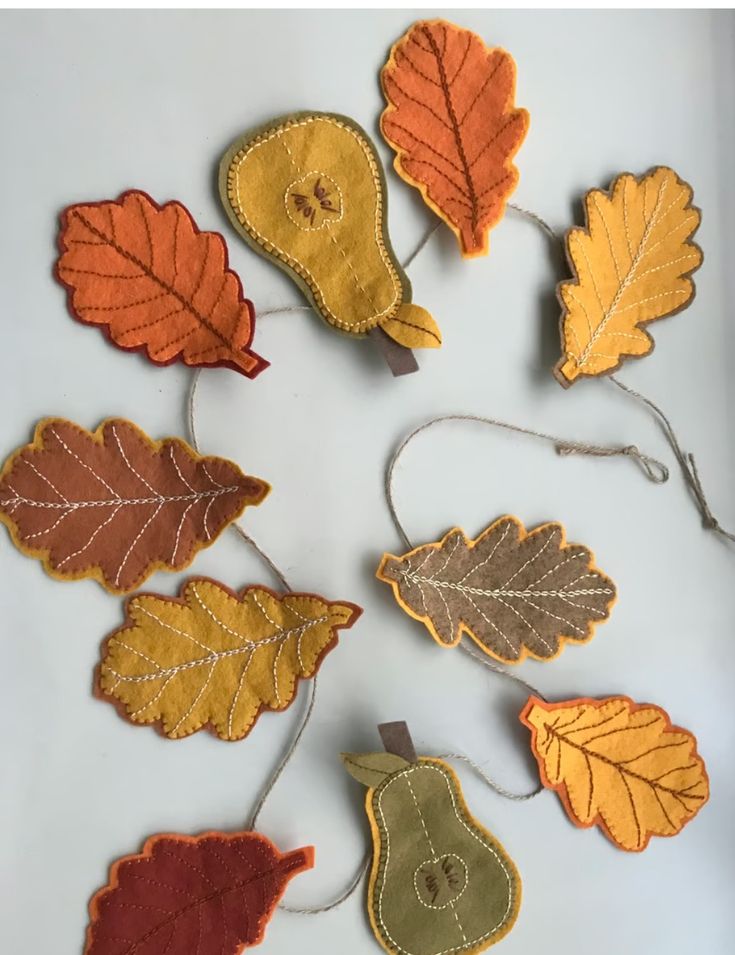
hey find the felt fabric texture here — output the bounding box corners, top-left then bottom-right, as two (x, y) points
(555, 166), (703, 385)
(98, 578), (361, 740)
(377, 516), (616, 664)
(56, 190), (267, 377)
(219, 112), (440, 349)
(521, 695), (710, 852)
(0, 418), (268, 593)
(84, 830), (313, 954)
(342, 753), (521, 955)
(381, 19), (529, 258)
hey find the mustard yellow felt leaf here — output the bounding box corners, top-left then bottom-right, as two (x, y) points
(380, 303), (442, 349)
(555, 166), (703, 385)
(521, 695), (709, 851)
(98, 578), (361, 740)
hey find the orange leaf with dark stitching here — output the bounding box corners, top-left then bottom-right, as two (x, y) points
(84, 830), (313, 954)
(0, 417), (269, 593)
(521, 696), (709, 851)
(380, 19), (529, 258)
(56, 190), (268, 376)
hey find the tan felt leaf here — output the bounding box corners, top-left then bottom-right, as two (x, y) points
(381, 19), (529, 258)
(521, 696), (709, 851)
(555, 166), (703, 385)
(56, 190), (267, 377)
(377, 516), (616, 663)
(98, 579), (361, 740)
(0, 419), (268, 593)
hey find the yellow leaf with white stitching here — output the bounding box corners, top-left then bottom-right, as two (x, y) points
(98, 578), (361, 740)
(555, 166), (703, 385)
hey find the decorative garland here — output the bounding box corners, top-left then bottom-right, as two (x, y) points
(1, 15), (731, 955)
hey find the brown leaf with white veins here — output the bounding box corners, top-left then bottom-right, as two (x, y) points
(377, 515), (616, 663)
(0, 418), (268, 593)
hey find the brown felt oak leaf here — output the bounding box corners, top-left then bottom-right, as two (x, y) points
(0, 418), (268, 593)
(84, 830), (313, 954)
(98, 579), (361, 740)
(381, 19), (529, 257)
(521, 696), (709, 851)
(377, 516), (616, 663)
(56, 190), (267, 377)
(555, 166), (703, 385)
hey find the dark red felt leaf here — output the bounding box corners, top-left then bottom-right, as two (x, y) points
(84, 831), (313, 954)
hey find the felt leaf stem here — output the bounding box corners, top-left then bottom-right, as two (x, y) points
(0, 418), (268, 593)
(98, 579), (361, 739)
(378, 516), (616, 663)
(521, 696), (709, 851)
(56, 190), (267, 376)
(84, 830), (313, 954)
(555, 166), (703, 384)
(381, 19), (529, 257)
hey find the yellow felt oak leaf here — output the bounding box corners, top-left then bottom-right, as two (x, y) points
(98, 578), (361, 740)
(555, 166), (703, 385)
(521, 695), (709, 851)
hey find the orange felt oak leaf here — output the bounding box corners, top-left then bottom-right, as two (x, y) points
(56, 190), (268, 376)
(521, 695), (709, 851)
(0, 418), (268, 593)
(84, 830), (313, 954)
(381, 19), (529, 258)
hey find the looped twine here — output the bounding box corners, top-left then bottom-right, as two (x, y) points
(555, 441), (669, 484)
(609, 376), (735, 545)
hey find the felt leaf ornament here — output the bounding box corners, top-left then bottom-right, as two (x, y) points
(56, 190), (267, 377)
(342, 753), (521, 955)
(219, 112), (440, 352)
(377, 516), (616, 663)
(381, 19), (529, 258)
(521, 696), (709, 851)
(0, 418), (268, 593)
(84, 830), (313, 954)
(555, 166), (703, 385)
(98, 579), (361, 739)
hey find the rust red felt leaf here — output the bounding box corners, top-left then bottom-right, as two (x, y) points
(0, 418), (269, 593)
(56, 190), (268, 376)
(381, 19), (529, 258)
(84, 830), (313, 955)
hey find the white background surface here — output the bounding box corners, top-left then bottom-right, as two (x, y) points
(1, 9), (733, 954)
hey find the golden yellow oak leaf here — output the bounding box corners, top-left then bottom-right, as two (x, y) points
(555, 166), (703, 385)
(521, 695), (709, 851)
(98, 578), (361, 740)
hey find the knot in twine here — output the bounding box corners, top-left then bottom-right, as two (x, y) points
(555, 441), (669, 484)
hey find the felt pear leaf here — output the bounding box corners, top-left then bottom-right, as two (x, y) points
(555, 166), (703, 385)
(341, 752), (411, 787)
(98, 579), (361, 739)
(0, 418), (268, 593)
(377, 516), (616, 663)
(346, 755), (520, 954)
(219, 112), (439, 353)
(521, 695), (709, 851)
(381, 19), (529, 258)
(84, 830), (313, 954)
(56, 190), (267, 377)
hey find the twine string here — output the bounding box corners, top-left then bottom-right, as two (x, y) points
(609, 376), (735, 544)
(385, 413), (669, 552)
